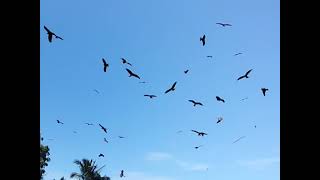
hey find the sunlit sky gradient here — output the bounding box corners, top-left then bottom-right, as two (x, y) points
(40, 0), (279, 179)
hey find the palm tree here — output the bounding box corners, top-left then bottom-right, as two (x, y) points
(70, 159), (110, 180)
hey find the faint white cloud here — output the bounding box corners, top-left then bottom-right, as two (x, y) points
(145, 152), (173, 161)
(175, 160), (209, 172)
(237, 157), (280, 170)
(111, 171), (176, 180)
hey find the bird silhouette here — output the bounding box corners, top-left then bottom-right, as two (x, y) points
(241, 97), (248, 101)
(126, 68), (140, 79)
(85, 123), (94, 126)
(165, 81), (177, 94)
(44, 26), (63, 42)
(216, 96), (225, 103)
(194, 145), (203, 149)
(93, 89), (100, 94)
(121, 58), (132, 66)
(216, 117), (223, 124)
(207, 56), (213, 58)
(234, 53), (242, 56)
(56, 120), (64, 124)
(99, 124), (107, 133)
(233, 136), (246, 144)
(200, 35), (206, 46)
(119, 136), (125, 138)
(237, 69), (253, 80)
(104, 138), (109, 143)
(102, 58), (109, 72)
(139, 81), (147, 84)
(191, 130), (208, 136)
(261, 88), (269, 96)
(98, 153), (104, 157)
(120, 170), (125, 178)
(188, 100), (203, 106)
(216, 23), (232, 27)
(144, 94), (157, 99)
(184, 70), (189, 74)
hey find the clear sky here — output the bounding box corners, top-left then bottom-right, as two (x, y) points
(40, 0), (279, 180)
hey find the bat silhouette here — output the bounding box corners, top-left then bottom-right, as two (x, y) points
(216, 23), (232, 27)
(216, 96), (225, 103)
(207, 56), (213, 58)
(184, 70), (189, 74)
(99, 124), (107, 133)
(216, 117), (223, 124)
(261, 88), (269, 96)
(102, 58), (109, 72)
(104, 138), (109, 143)
(237, 69), (253, 80)
(139, 81), (147, 84)
(144, 94), (157, 99)
(194, 145), (203, 149)
(233, 136), (246, 144)
(56, 120), (64, 124)
(121, 58), (132, 66)
(165, 81), (177, 94)
(85, 123), (93, 125)
(98, 153), (104, 157)
(200, 35), (206, 46)
(126, 68), (140, 79)
(118, 136), (125, 138)
(44, 26), (63, 42)
(93, 89), (100, 94)
(241, 97), (248, 101)
(120, 170), (125, 178)
(188, 100), (203, 106)
(191, 130), (208, 136)
(234, 53), (242, 56)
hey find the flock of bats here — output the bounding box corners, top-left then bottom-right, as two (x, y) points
(42, 20), (270, 178)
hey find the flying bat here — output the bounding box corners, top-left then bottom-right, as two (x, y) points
(139, 81), (147, 84)
(216, 117), (223, 124)
(200, 35), (206, 46)
(144, 94), (157, 99)
(104, 138), (109, 143)
(118, 136), (125, 138)
(194, 145), (203, 149)
(188, 100), (203, 106)
(207, 56), (213, 58)
(241, 97), (248, 101)
(99, 124), (107, 133)
(121, 58), (132, 66)
(126, 68), (140, 79)
(85, 123), (93, 126)
(165, 81), (177, 94)
(261, 88), (269, 96)
(216, 23), (232, 27)
(44, 26), (63, 42)
(216, 96), (225, 103)
(233, 136), (246, 144)
(102, 58), (109, 72)
(191, 130), (208, 136)
(237, 69), (253, 80)
(184, 70), (189, 74)
(234, 53), (242, 56)
(98, 153), (104, 157)
(120, 170), (125, 178)
(93, 89), (100, 94)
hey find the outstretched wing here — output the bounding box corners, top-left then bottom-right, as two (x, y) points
(237, 75), (245, 80)
(189, 100), (196, 104)
(165, 88), (171, 94)
(191, 130), (200, 134)
(133, 73), (140, 79)
(171, 81), (177, 89)
(55, 35), (63, 40)
(126, 68), (133, 75)
(44, 26), (51, 33)
(245, 69), (253, 76)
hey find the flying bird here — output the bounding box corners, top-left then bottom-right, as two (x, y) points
(126, 68), (140, 79)
(102, 58), (109, 72)
(118, 136), (125, 138)
(188, 100), (203, 106)
(85, 123), (93, 126)
(216, 96), (225, 103)
(234, 53), (242, 56)
(99, 124), (107, 133)
(194, 145), (203, 149)
(104, 138), (109, 143)
(184, 70), (189, 74)
(216, 23), (232, 27)
(56, 120), (64, 124)
(144, 94), (157, 99)
(120, 170), (125, 178)
(139, 81), (147, 84)
(233, 136), (246, 144)
(98, 153), (104, 157)
(93, 89), (100, 94)
(165, 81), (177, 94)
(241, 97), (248, 101)
(200, 35), (206, 46)
(191, 130), (208, 136)
(207, 56), (213, 58)
(237, 69), (253, 81)
(44, 26), (63, 42)
(121, 58), (132, 66)
(216, 117), (223, 124)
(261, 88), (269, 96)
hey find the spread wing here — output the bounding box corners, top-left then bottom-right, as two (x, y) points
(126, 68), (133, 75)
(237, 75), (245, 80)
(165, 88), (171, 94)
(189, 100), (196, 104)
(171, 82), (177, 89)
(55, 35), (63, 40)
(191, 130), (200, 134)
(44, 26), (51, 33)
(245, 69), (253, 76)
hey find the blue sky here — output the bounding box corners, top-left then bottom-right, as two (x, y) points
(40, 0), (279, 179)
